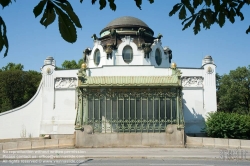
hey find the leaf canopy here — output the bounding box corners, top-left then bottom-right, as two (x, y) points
(0, 0), (249, 58)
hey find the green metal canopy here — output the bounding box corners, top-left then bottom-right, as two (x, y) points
(79, 76), (181, 87)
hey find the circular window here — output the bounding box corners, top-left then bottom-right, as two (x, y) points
(122, 46), (133, 63)
(94, 49), (100, 66)
(155, 48), (162, 66)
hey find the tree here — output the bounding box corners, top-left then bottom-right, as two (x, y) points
(0, 0), (249, 57)
(0, 62), (24, 71)
(57, 59), (83, 69)
(0, 63), (42, 113)
(170, 0), (250, 35)
(217, 65), (250, 114)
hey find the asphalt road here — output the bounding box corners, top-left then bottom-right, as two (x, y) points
(0, 148), (249, 165)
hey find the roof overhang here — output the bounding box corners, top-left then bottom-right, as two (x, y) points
(78, 76), (181, 87)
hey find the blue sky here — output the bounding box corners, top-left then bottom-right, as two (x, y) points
(0, 0), (250, 75)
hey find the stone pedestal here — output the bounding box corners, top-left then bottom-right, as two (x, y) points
(75, 124), (184, 148)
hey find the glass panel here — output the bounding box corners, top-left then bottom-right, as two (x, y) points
(154, 98), (159, 119)
(122, 46), (133, 63)
(118, 99), (123, 119)
(88, 99), (93, 120)
(124, 98), (129, 119)
(94, 99), (100, 120)
(130, 99), (135, 119)
(112, 99), (118, 120)
(155, 48), (162, 66)
(142, 99), (147, 119)
(100, 98), (105, 119)
(94, 49), (100, 66)
(160, 98), (165, 120)
(84, 88), (180, 133)
(106, 99), (111, 119)
(148, 98), (153, 119)
(172, 99), (177, 120)
(136, 98), (141, 119)
(166, 99), (171, 120)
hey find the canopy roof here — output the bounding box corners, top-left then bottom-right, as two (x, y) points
(79, 76), (181, 87)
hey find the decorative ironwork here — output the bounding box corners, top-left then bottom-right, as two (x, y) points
(80, 88), (177, 98)
(85, 118), (177, 133)
(76, 86), (184, 132)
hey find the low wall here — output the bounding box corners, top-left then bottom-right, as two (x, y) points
(186, 136), (250, 149)
(0, 79), (43, 139)
(0, 138), (75, 151)
(76, 125), (184, 148)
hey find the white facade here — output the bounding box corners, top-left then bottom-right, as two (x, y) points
(0, 17), (217, 139)
(0, 55), (216, 139)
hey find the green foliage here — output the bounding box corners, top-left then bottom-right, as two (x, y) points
(169, 0), (250, 35)
(205, 112), (250, 139)
(0, 63), (41, 113)
(33, 0), (82, 43)
(1, 62), (24, 71)
(60, 59), (83, 69)
(217, 65), (250, 114)
(0, 0), (249, 57)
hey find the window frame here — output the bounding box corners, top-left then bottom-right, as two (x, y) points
(155, 48), (162, 66)
(94, 49), (101, 66)
(122, 45), (133, 64)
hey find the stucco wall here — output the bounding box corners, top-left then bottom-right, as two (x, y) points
(0, 56), (217, 139)
(0, 79), (43, 139)
(39, 68), (78, 135)
(88, 65), (172, 77)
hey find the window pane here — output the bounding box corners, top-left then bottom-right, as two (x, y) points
(136, 99), (141, 119)
(148, 98), (153, 119)
(142, 99), (147, 119)
(88, 98), (93, 120)
(155, 48), (162, 66)
(124, 98), (129, 119)
(130, 99), (135, 119)
(94, 49), (100, 66)
(166, 99), (171, 120)
(160, 98), (165, 120)
(154, 98), (159, 119)
(94, 99), (100, 120)
(118, 99), (123, 119)
(112, 99), (118, 120)
(122, 46), (133, 63)
(172, 99), (177, 120)
(106, 99), (111, 119)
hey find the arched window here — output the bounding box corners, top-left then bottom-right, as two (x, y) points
(122, 46), (133, 63)
(155, 48), (162, 66)
(94, 49), (100, 66)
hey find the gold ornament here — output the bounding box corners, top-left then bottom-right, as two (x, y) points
(171, 62), (177, 69)
(81, 63), (87, 69)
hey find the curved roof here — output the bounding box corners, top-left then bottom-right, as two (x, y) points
(105, 16), (149, 28)
(100, 16), (154, 36)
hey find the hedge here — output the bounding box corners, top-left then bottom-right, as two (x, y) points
(204, 112), (250, 139)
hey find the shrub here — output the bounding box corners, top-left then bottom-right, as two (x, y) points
(204, 112), (250, 139)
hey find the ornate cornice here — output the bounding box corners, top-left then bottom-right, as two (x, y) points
(80, 88), (178, 98)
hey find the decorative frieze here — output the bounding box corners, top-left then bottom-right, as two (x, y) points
(182, 77), (203, 87)
(121, 36), (134, 43)
(79, 88), (178, 98)
(55, 77), (77, 89)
